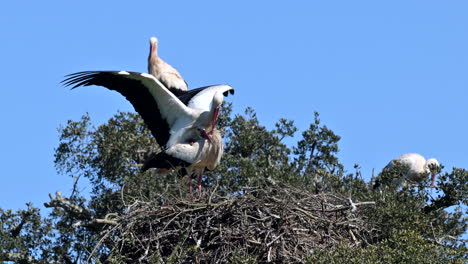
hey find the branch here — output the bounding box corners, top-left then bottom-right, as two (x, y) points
(44, 192), (121, 229)
(72, 218), (118, 228)
(10, 211), (33, 238)
(443, 235), (468, 243)
(72, 213), (119, 228)
(318, 201), (376, 213)
(44, 191), (92, 220)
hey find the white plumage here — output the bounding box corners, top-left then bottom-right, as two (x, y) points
(381, 153), (439, 187)
(164, 129), (224, 194)
(148, 37), (188, 91)
(63, 70), (234, 194)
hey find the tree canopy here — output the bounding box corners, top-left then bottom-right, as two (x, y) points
(1, 104), (466, 263)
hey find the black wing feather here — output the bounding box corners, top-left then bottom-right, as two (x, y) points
(63, 72), (234, 148)
(63, 71), (172, 147)
(172, 85), (230, 105)
(142, 151), (190, 171)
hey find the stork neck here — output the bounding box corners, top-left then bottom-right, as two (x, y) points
(148, 44), (158, 62)
(151, 41), (158, 54)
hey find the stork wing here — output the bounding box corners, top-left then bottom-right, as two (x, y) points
(186, 85), (234, 111)
(142, 151), (190, 171)
(62, 71), (193, 146)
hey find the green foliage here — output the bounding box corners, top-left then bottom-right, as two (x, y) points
(0, 203), (53, 263)
(306, 230), (467, 264)
(425, 168), (468, 213)
(1, 105), (467, 263)
(212, 105), (297, 194)
(292, 112), (344, 189)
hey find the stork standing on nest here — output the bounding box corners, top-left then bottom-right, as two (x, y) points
(375, 153), (439, 189)
(148, 37), (188, 91)
(144, 128), (224, 194)
(63, 71), (233, 195)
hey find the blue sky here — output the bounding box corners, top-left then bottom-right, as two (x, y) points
(0, 1), (467, 211)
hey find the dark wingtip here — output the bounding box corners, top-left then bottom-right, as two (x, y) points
(223, 89), (235, 97)
(61, 71), (98, 89)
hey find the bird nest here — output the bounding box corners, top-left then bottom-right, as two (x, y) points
(98, 183), (378, 263)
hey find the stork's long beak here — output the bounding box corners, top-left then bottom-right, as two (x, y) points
(200, 129), (213, 143)
(431, 173), (436, 187)
(211, 107), (220, 132)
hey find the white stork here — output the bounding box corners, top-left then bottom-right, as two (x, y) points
(62, 71), (233, 194)
(376, 153), (439, 188)
(143, 128), (224, 194)
(148, 37), (188, 91)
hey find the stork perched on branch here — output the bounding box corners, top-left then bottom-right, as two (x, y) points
(63, 70), (233, 195)
(374, 153), (439, 189)
(148, 37), (188, 91)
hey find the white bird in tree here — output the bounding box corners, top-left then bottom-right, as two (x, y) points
(148, 37), (188, 91)
(62, 71), (233, 195)
(376, 153), (439, 188)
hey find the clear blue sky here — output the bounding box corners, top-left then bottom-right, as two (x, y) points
(0, 1), (467, 211)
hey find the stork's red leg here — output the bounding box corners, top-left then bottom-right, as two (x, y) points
(197, 174), (202, 197)
(189, 178), (193, 196)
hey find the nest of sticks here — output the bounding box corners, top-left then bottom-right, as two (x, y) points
(99, 183), (378, 263)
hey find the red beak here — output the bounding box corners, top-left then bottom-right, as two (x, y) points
(211, 107), (219, 132)
(200, 129), (213, 143)
(431, 174), (436, 187)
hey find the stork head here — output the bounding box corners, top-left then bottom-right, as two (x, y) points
(425, 158), (440, 187)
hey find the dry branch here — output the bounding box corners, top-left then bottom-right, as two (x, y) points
(94, 183), (377, 263)
(44, 191), (92, 219)
(44, 191), (118, 229)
